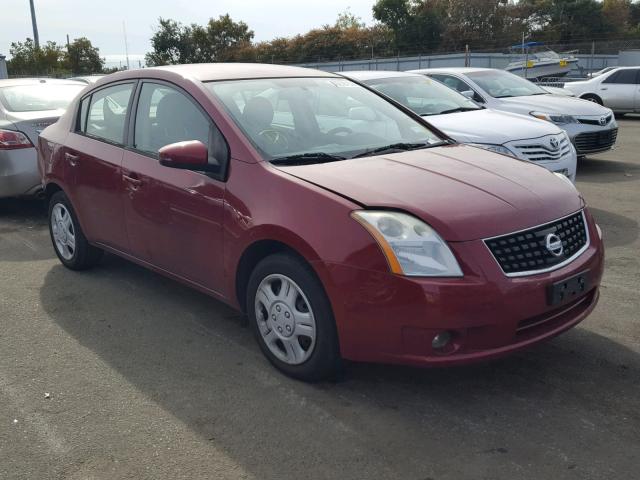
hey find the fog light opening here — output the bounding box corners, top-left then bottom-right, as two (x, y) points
(432, 331), (452, 350)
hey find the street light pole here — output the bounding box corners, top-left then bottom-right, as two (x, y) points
(29, 0), (40, 49)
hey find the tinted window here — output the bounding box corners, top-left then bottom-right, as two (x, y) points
(603, 69), (638, 84)
(134, 83), (210, 154)
(364, 76), (481, 116)
(206, 77), (443, 160)
(85, 83), (134, 144)
(0, 84), (84, 112)
(465, 70), (546, 98)
(429, 74), (469, 93)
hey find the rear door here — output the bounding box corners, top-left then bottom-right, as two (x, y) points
(64, 81), (136, 251)
(599, 68), (639, 111)
(121, 81), (228, 292)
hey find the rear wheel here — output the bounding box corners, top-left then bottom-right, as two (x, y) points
(48, 191), (103, 270)
(247, 253), (341, 381)
(582, 94), (603, 105)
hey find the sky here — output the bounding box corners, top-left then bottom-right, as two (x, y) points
(1, 0), (376, 67)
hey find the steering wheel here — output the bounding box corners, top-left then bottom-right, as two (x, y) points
(258, 129), (289, 149)
(326, 127), (353, 137)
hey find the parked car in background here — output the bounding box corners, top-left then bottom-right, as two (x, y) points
(342, 70), (577, 182)
(540, 85), (576, 97)
(411, 68), (618, 157)
(39, 64), (604, 380)
(587, 66), (616, 78)
(562, 67), (640, 113)
(68, 75), (104, 85)
(0, 78), (86, 198)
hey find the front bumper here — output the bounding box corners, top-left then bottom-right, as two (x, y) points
(0, 148), (41, 198)
(561, 118), (618, 155)
(318, 210), (604, 367)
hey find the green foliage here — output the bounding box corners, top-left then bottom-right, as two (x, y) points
(8, 36), (106, 76)
(145, 14), (254, 66)
(7, 39), (66, 76)
(65, 37), (104, 74)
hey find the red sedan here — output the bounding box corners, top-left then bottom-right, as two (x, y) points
(38, 64), (604, 381)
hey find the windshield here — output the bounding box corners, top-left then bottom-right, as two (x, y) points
(466, 70), (547, 98)
(205, 77), (443, 161)
(0, 84), (84, 112)
(364, 75), (481, 116)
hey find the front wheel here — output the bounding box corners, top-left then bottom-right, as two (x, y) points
(582, 94), (603, 105)
(48, 191), (103, 270)
(247, 253), (342, 381)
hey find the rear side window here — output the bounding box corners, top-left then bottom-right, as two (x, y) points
(603, 69), (638, 84)
(84, 83), (134, 144)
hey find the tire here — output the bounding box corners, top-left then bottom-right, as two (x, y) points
(48, 191), (103, 270)
(247, 253), (342, 381)
(582, 94), (603, 105)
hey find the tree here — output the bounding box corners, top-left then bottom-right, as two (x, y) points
(145, 15), (254, 66)
(65, 37), (104, 74)
(7, 38), (65, 76)
(373, 0), (413, 47)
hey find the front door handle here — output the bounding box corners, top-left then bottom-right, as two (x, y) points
(122, 174), (143, 187)
(65, 152), (79, 166)
(600, 87), (608, 90)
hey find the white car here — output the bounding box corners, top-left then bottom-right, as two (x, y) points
(342, 70), (577, 181)
(410, 67), (618, 157)
(562, 66), (640, 113)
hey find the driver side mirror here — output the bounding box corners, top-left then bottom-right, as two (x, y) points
(461, 90), (475, 99)
(159, 140), (213, 171)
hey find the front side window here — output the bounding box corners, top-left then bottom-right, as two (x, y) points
(365, 76), (481, 116)
(0, 84), (84, 112)
(465, 70), (547, 98)
(603, 69), (638, 85)
(206, 77), (443, 160)
(85, 83), (134, 144)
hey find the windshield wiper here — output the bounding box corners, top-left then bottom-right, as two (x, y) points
(352, 142), (436, 159)
(438, 107), (481, 114)
(271, 152), (347, 166)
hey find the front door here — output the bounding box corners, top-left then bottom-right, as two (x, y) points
(64, 81), (136, 251)
(121, 82), (227, 293)
(599, 68), (639, 111)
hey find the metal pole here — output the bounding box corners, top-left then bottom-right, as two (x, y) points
(29, 0), (40, 49)
(123, 21), (130, 70)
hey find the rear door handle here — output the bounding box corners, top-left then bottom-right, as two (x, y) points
(65, 152), (79, 166)
(600, 87), (608, 90)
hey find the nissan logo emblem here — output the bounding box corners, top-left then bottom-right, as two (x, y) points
(549, 137), (560, 150)
(599, 116), (607, 126)
(545, 233), (564, 257)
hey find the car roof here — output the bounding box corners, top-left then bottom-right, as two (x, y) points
(0, 78), (87, 87)
(341, 70), (424, 81)
(102, 63), (339, 83)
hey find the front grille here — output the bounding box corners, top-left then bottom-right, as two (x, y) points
(574, 128), (618, 154)
(513, 134), (571, 162)
(577, 114), (612, 126)
(484, 211), (589, 276)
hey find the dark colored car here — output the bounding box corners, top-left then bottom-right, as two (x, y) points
(38, 64), (604, 380)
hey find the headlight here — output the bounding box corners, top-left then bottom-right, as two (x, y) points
(530, 111), (577, 124)
(351, 211), (463, 277)
(554, 171), (576, 189)
(467, 143), (517, 157)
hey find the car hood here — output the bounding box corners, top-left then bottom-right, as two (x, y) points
(275, 144), (583, 242)
(425, 109), (562, 144)
(497, 94), (610, 116)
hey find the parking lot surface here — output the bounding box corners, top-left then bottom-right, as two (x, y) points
(1, 119), (639, 480)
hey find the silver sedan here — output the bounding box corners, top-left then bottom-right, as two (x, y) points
(0, 78), (85, 198)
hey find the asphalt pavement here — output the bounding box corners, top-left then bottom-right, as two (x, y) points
(1, 119), (638, 480)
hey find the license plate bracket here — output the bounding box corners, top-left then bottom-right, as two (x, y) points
(547, 270), (589, 306)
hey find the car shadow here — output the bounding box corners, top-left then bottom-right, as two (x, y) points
(39, 256), (640, 479)
(0, 198), (55, 262)
(588, 207), (639, 248)
(577, 155), (639, 183)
